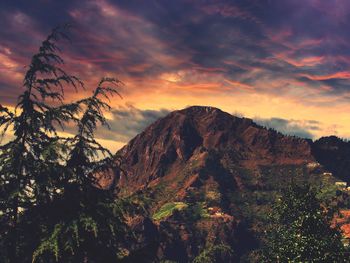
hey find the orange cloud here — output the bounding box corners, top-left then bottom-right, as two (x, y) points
(223, 79), (254, 90)
(302, 71), (350, 81)
(275, 53), (324, 67)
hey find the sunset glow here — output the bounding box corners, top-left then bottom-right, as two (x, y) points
(1, 0), (350, 150)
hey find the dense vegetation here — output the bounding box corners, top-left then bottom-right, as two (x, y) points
(192, 244), (234, 263)
(262, 184), (347, 262)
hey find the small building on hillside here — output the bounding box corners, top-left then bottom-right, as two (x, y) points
(323, 172), (333, 176)
(208, 206), (221, 215)
(214, 211), (224, 217)
(335, 181), (347, 188)
(307, 162), (321, 168)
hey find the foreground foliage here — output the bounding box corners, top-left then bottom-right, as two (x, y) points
(192, 244), (234, 263)
(0, 26), (127, 262)
(262, 183), (348, 262)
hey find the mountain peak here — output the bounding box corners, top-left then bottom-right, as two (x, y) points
(175, 105), (244, 121)
(117, 106), (314, 194)
(178, 106), (223, 114)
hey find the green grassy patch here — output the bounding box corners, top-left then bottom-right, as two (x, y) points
(153, 202), (188, 221)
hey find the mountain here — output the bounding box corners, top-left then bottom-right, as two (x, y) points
(117, 106), (314, 195)
(110, 106), (345, 262)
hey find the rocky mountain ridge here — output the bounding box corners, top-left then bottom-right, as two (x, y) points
(117, 106), (314, 195)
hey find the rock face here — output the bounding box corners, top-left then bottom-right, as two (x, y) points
(117, 106), (314, 194)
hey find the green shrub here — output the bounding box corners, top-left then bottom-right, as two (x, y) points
(153, 202), (188, 221)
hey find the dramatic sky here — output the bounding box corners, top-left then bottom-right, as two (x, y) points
(1, 0), (350, 151)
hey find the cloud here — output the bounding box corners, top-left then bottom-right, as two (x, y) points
(46, 104), (170, 152)
(2, 0), (350, 141)
(255, 117), (318, 139)
(95, 104), (170, 143)
(2, 0), (350, 103)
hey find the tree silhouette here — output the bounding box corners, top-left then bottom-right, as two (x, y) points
(65, 77), (122, 190)
(0, 26), (127, 262)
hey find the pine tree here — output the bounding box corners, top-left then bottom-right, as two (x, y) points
(0, 26), (128, 262)
(65, 77), (122, 191)
(31, 79), (128, 263)
(0, 25), (83, 262)
(262, 183), (348, 262)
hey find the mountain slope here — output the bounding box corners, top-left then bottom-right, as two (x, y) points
(117, 106), (314, 195)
